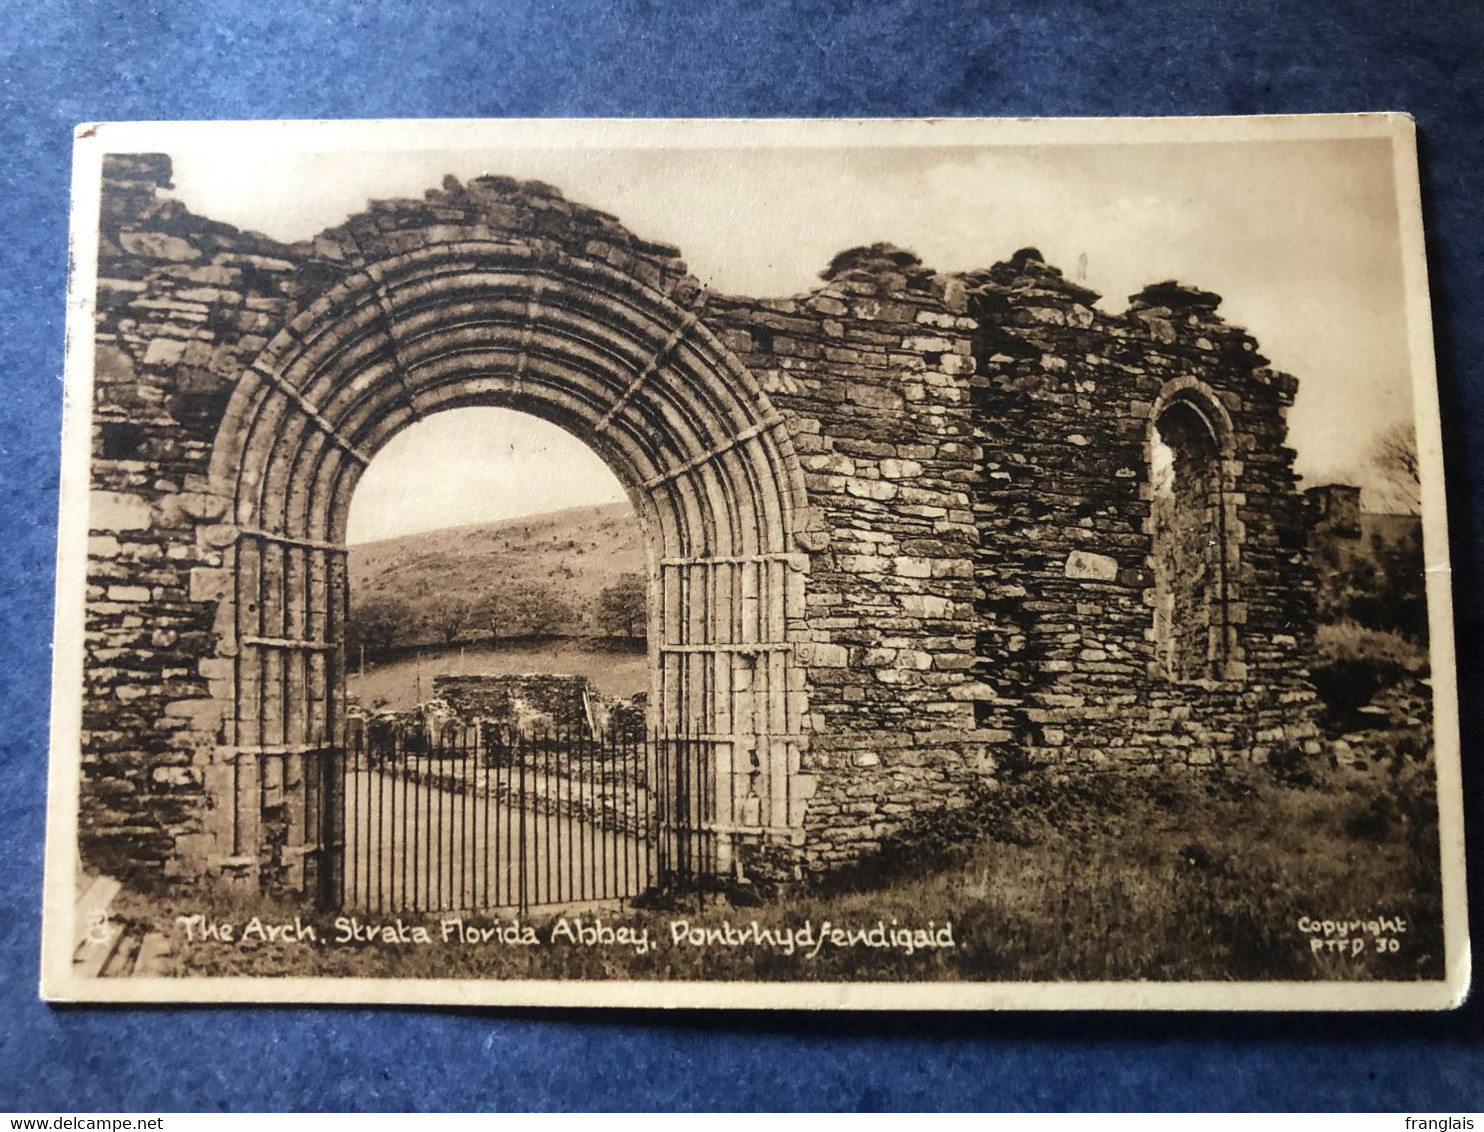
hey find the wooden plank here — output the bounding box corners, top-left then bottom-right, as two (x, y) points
(133, 932), (173, 977)
(72, 875), (123, 979)
(99, 932), (141, 978)
(72, 876), (120, 952)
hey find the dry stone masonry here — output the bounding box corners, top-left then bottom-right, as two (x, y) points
(80, 156), (1321, 890)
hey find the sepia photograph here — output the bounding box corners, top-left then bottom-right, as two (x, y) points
(41, 115), (1467, 1010)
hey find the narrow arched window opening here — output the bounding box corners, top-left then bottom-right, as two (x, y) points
(1150, 399), (1231, 682)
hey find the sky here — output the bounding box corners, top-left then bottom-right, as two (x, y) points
(164, 133), (1417, 542)
(343, 409), (626, 543)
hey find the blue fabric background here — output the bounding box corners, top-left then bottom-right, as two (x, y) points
(1, 0), (1481, 1112)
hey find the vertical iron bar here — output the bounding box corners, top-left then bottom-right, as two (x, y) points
(647, 730), (656, 895)
(621, 729), (631, 900)
(499, 729), (508, 909)
(374, 726), (383, 914)
(465, 725), (473, 911)
(402, 729), (409, 912)
(459, 726), (468, 911)
(590, 727), (600, 901)
(582, 724), (590, 902)
(681, 728), (690, 902)
(439, 726), (451, 913)
(347, 731), (356, 911)
(353, 728), (362, 910)
(701, 733), (709, 910)
(573, 725), (582, 902)
(657, 727), (667, 889)
(466, 725), (474, 911)
(411, 727), (421, 912)
(340, 737), (349, 911)
(423, 727), (432, 912)
(255, 536), (266, 881)
(480, 727), (489, 910)
(508, 728), (517, 910)
(604, 729), (614, 901)
(482, 726), (490, 911)
(557, 722), (566, 905)
(503, 728), (510, 911)
(687, 729), (697, 905)
(615, 729), (625, 900)
(437, 726), (446, 909)
(688, 731), (698, 909)
(536, 725), (545, 908)
(393, 728), (402, 911)
(517, 729), (527, 915)
(544, 726), (554, 907)
(597, 729), (607, 901)
(587, 720), (596, 902)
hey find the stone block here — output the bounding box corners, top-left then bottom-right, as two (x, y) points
(90, 491), (152, 532)
(160, 492), (231, 524)
(189, 567), (232, 604)
(845, 478), (898, 501)
(892, 556), (933, 579)
(799, 642), (848, 667)
(838, 554), (890, 574)
(143, 338), (189, 367)
(949, 681), (998, 701)
(1064, 550), (1119, 581)
(119, 230), (201, 262)
(880, 458), (923, 479)
(847, 384), (904, 411)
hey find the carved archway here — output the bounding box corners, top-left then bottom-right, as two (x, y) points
(206, 239), (811, 888)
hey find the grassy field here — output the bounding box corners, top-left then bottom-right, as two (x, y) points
(349, 637), (650, 709)
(118, 751), (1443, 984)
(350, 500), (644, 639)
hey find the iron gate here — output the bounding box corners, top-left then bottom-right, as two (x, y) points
(301, 724), (716, 913)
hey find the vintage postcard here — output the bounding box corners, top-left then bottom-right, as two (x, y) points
(41, 115), (1468, 1009)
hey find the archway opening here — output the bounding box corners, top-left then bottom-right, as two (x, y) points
(1150, 399), (1230, 682)
(341, 406), (650, 718)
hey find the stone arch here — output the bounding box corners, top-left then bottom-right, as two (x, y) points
(1145, 377), (1245, 683)
(205, 238), (812, 887)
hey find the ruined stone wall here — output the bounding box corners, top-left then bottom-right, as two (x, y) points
(706, 244), (1322, 867)
(77, 157), (1322, 889)
(84, 155), (303, 880)
(706, 247), (1002, 869)
(965, 251), (1321, 769)
(431, 673), (596, 732)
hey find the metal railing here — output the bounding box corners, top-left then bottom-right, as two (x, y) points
(295, 723), (717, 914)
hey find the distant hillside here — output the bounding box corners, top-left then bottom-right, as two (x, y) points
(349, 501), (646, 640)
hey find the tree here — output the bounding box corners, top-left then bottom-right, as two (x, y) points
(503, 580), (577, 638)
(1369, 421), (1421, 514)
(423, 595), (471, 646)
(474, 590), (503, 644)
(346, 595), (413, 661)
(598, 573), (648, 640)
